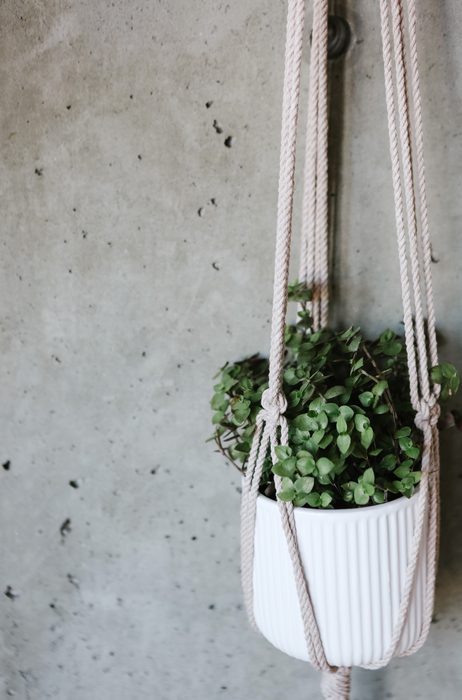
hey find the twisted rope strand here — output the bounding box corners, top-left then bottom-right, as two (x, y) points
(314, 1), (330, 329)
(268, 0), (306, 404)
(379, 0), (420, 410)
(406, 0), (439, 374)
(390, 0), (431, 403)
(300, 1), (321, 296)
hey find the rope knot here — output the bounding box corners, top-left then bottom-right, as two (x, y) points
(261, 389), (287, 423)
(415, 395), (440, 430)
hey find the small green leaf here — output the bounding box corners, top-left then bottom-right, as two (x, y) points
(284, 368), (299, 385)
(383, 342), (402, 356)
(412, 471), (422, 483)
(363, 482), (375, 496)
(320, 492), (333, 507)
(311, 429), (325, 445)
(272, 462), (294, 478)
(380, 454), (397, 470)
(324, 386), (346, 400)
(373, 404), (389, 415)
(398, 436), (413, 452)
(306, 492), (321, 507)
(211, 393), (227, 410)
(317, 434), (334, 449)
(406, 446), (420, 459)
(232, 408), (251, 425)
(317, 411), (329, 429)
(380, 329), (396, 344)
(293, 414), (318, 431)
(372, 491), (384, 504)
(337, 434), (351, 455)
(363, 467), (375, 485)
(342, 481), (358, 491)
(450, 375), (460, 394)
(275, 445), (292, 461)
(281, 477), (294, 491)
(294, 495), (308, 507)
(361, 427), (374, 449)
(372, 380), (388, 396)
(294, 476), (314, 494)
(442, 363), (457, 379)
(354, 414), (370, 432)
(323, 403), (340, 416)
(351, 357), (364, 373)
(309, 398), (324, 413)
(277, 489), (295, 502)
(297, 456), (316, 476)
(336, 415), (348, 434)
(339, 405), (354, 422)
(212, 411), (225, 424)
(394, 464), (410, 478)
(348, 336), (362, 352)
(304, 439), (319, 455)
(359, 391), (374, 407)
(430, 365), (444, 384)
(234, 442), (251, 453)
(395, 427), (411, 438)
(282, 457), (297, 472)
(317, 457), (335, 475)
(354, 484), (370, 505)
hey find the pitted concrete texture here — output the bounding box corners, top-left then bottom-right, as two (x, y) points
(0, 1), (461, 699)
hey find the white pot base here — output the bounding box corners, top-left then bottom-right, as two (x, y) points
(252, 490), (427, 667)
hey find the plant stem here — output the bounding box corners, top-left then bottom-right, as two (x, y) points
(215, 432), (243, 474)
(361, 343), (398, 428)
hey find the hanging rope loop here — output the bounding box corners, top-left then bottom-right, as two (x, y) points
(240, 1), (441, 698)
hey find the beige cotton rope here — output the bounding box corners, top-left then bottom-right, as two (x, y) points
(240, 1), (441, 698)
(299, 0), (330, 331)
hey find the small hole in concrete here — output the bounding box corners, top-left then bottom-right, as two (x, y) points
(5, 586), (20, 600)
(224, 136), (235, 148)
(206, 101), (213, 108)
(213, 120), (223, 134)
(69, 480), (79, 489)
(3, 460), (10, 471)
(60, 519), (72, 538)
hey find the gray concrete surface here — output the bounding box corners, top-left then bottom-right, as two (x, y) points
(0, 1), (461, 698)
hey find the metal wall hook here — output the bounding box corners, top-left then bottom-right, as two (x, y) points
(310, 15), (351, 60)
(327, 15), (350, 59)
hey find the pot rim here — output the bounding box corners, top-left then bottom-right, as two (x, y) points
(257, 486), (420, 519)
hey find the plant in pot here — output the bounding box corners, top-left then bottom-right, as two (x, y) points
(210, 281), (459, 512)
(209, 282), (459, 667)
(208, 0), (458, 695)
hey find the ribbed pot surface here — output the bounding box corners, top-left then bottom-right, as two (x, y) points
(252, 490), (427, 667)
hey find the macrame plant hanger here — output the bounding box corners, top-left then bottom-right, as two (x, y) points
(240, 1), (441, 699)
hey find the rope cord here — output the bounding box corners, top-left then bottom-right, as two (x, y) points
(240, 1), (441, 697)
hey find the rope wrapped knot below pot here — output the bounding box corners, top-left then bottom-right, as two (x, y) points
(240, 0), (443, 699)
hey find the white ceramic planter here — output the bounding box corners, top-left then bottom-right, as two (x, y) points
(252, 489), (427, 667)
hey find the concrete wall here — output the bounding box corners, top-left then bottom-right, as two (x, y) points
(0, 1), (461, 698)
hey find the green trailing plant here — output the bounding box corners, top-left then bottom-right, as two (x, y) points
(209, 281), (460, 509)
